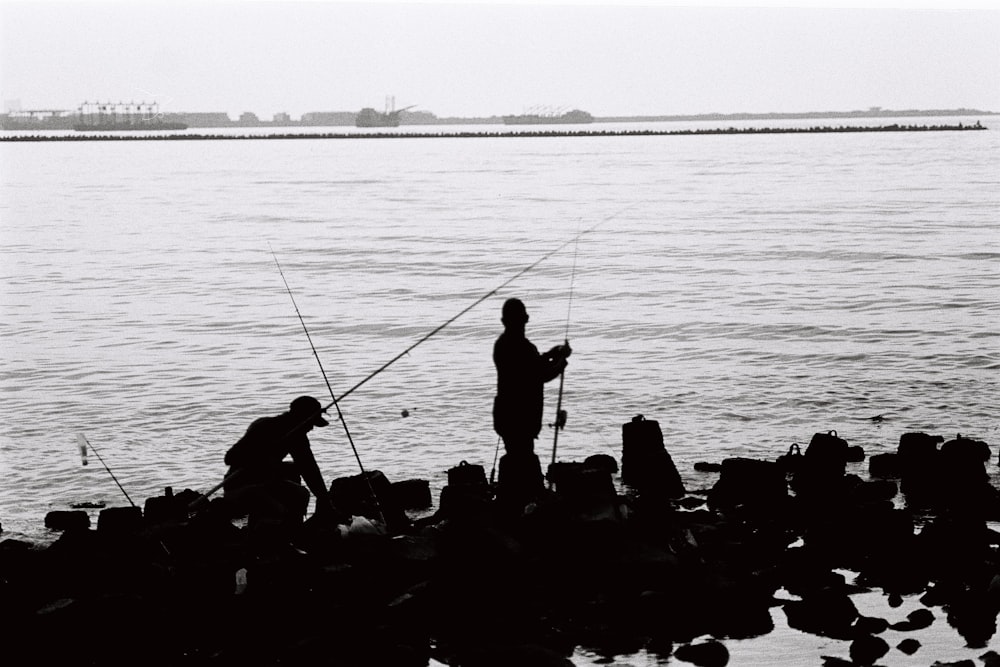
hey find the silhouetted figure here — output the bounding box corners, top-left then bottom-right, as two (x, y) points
(493, 298), (571, 508)
(223, 395), (340, 532)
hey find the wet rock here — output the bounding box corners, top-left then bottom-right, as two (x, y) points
(791, 430), (849, 501)
(329, 469), (411, 533)
(849, 633), (889, 665)
(707, 457), (787, 512)
(674, 640), (729, 667)
(890, 607), (934, 631)
(945, 586), (1000, 649)
(896, 638), (921, 655)
(495, 452), (545, 513)
(546, 461), (616, 503)
(820, 658), (853, 667)
(917, 514), (992, 581)
(390, 479), (432, 510)
(646, 634), (674, 659)
(142, 487), (200, 525)
(694, 461), (723, 473)
(803, 502), (914, 574)
(438, 482), (492, 519)
(451, 643), (574, 667)
(96, 506), (143, 535)
(853, 615), (889, 635)
(981, 650), (1000, 666)
(846, 445), (866, 463)
(44, 511), (90, 532)
(899, 432), (944, 457)
(848, 478), (898, 504)
(583, 453), (618, 474)
(775, 443), (802, 474)
(869, 452), (900, 478)
(783, 588), (859, 639)
(941, 433), (991, 463)
(621, 415), (685, 498)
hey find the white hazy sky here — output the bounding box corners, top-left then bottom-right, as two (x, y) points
(1, 1), (998, 119)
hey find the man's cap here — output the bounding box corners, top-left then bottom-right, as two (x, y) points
(290, 395), (329, 427)
(501, 297), (528, 324)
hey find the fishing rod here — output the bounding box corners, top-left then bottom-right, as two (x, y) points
(76, 433), (137, 508)
(191, 207), (633, 511)
(271, 247), (387, 525)
(326, 203), (635, 409)
(549, 230), (580, 473)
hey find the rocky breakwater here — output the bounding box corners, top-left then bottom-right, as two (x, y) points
(2, 421), (1000, 667)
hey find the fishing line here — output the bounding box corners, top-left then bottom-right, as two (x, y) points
(191, 206), (634, 510)
(76, 433), (137, 508)
(549, 228), (581, 472)
(270, 247), (386, 524)
(329, 203), (635, 407)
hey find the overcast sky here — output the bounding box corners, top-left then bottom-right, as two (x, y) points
(1, 1), (998, 119)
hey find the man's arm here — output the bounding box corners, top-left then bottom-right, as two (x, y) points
(290, 442), (337, 514)
(540, 342), (572, 383)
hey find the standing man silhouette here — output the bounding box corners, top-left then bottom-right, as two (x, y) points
(492, 298), (571, 508)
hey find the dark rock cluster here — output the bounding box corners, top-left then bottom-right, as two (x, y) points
(2, 428), (999, 666)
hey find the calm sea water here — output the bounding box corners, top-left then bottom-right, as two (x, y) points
(1, 117), (998, 664)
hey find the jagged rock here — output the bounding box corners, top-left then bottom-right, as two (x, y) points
(546, 461), (616, 502)
(329, 469), (410, 532)
(674, 640), (729, 667)
(981, 650), (1000, 666)
(621, 415), (685, 498)
(452, 643), (574, 667)
(941, 434), (991, 462)
(848, 479), (898, 504)
(853, 615), (889, 635)
(849, 633), (889, 665)
(791, 430), (849, 499)
(96, 506), (143, 534)
(869, 452), (900, 478)
(707, 457), (787, 511)
(583, 453), (618, 474)
(143, 487), (201, 525)
(820, 658), (853, 667)
(390, 479), (432, 510)
(946, 586), (1000, 649)
(783, 588), (859, 639)
(44, 511), (90, 532)
(890, 607), (934, 631)
(775, 443), (802, 473)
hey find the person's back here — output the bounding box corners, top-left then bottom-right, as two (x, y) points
(222, 396), (339, 529)
(491, 298), (570, 511)
(225, 412), (307, 472)
(493, 328), (546, 449)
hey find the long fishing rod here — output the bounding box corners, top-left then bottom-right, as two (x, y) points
(76, 433), (137, 508)
(549, 231), (580, 471)
(271, 248), (386, 525)
(326, 203), (635, 409)
(191, 206), (634, 511)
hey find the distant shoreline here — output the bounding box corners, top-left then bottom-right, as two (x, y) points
(0, 122), (987, 143)
(1, 107), (996, 133)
